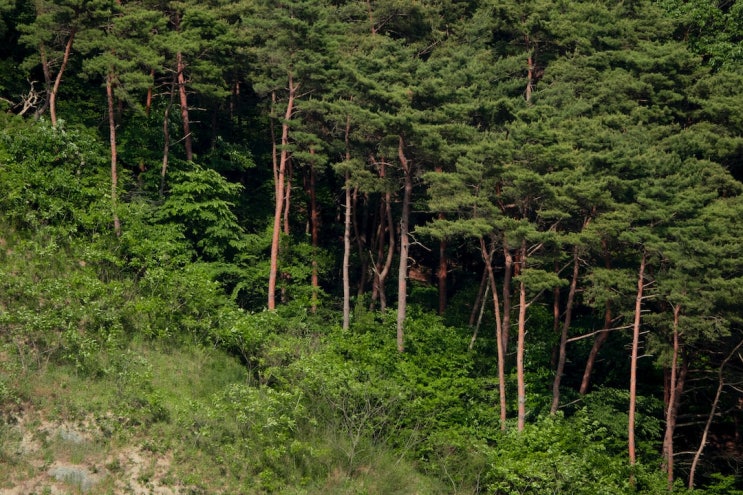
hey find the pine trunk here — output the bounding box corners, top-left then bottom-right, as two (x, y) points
(469, 268), (489, 327)
(629, 251), (647, 472)
(662, 305), (685, 490)
(49, 30), (75, 128)
(396, 136), (411, 353)
(580, 242), (612, 394)
(502, 241), (513, 352)
(176, 50), (192, 161)
(160, 75), (177, 195)
(309, 156), (319, 313)
(481, 237), (507, 430)
(551, 245), (580, 414)
(106, 73), (121, 237)
(438, 235), (447, 315)
(516, 239), (527, 432)
(579, 303), (611, 394)
(343, 171), (351, 330)
(268, 75), (297, 310)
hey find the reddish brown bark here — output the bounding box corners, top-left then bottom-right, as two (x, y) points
(268, 75), (297, 310)
(516, 239), (527, 432)
(106, 73), (121, 237)
(284, 160), (293, 236)
(551, 268), (561, 369)
(145, 69), (154, 117)
(438, 235), (447, 315)
(502, 241), (514, 353)
(309, 149), (319, 313)
(481, 237), (507, 430)
(47, 29), (75, 127)
(176, 50), (192, 161)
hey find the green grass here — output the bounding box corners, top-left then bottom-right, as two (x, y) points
(0, 339), (449, 494)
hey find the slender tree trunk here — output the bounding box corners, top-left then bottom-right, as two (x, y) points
(176, 50), (193, 161)
(145, 68), (154, 117)
(283, 161), (293, 236)
(580, 242), (613, 394)
(268, 75), (297, 310)
(580, 303), (611, 394)
(160, 75), (177, 195)
(469, 282), (488, 351)
(36, 44), (52, 119)
(343, 171), (352, 330)
(551, 269), (560, 369)
(629, 251), (647, 473)
(435, 167), (447, 315)
(353, 187), (369, 299)
(438, 234), (447, 315)
(340, 97), (354, 325)
(525, 53), (534, 103)
(49, 30), (76, 127)
(689, 338), (743, 489)
(370, 159), (394, 312)
(469, 267), (489, 327)
(370, 195), (386, 310)
(516, 239), (528, 432)
(309, 152), (319, 313)
(481, 237), (507, 430)
(551, 245), (580, 414)
(663, 304), (684, 490)
(396, 136), (411, 353)
(502, 241), (513, 352)
(106, 73), (121, 237)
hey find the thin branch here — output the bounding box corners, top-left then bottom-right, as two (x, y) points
(566, 324), (634, 343)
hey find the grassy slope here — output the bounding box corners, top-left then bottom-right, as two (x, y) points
(0, 341), (447, 494)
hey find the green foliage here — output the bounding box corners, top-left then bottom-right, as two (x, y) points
(482, 413), (632, 495)
(157, 163), (244, 261)
(0, 121), (111, 236)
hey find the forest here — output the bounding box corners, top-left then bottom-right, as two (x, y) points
(0, 0), (742, 493)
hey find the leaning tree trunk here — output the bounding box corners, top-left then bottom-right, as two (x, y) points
(47, 30), (75, 127)
(663, 304), (686, 490)
(689, 338), (743, 489)
(551, 244), (580, 414)
(396, 136), (412, 353)
(580, 242), (613, 394)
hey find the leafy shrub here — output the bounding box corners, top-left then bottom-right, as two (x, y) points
(0, 121), (112, 236)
